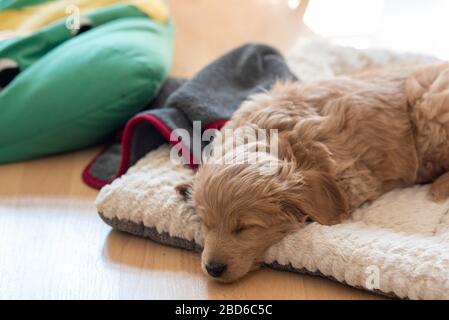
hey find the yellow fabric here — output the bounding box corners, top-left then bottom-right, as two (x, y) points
(0, 0), (169, 34)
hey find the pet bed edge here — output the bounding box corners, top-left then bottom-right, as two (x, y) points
(98, 212), (399, 300)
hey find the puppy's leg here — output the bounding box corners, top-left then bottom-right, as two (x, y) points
(430, 172), (449, 202)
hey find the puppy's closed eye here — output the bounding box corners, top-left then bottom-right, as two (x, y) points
(232, 226), (246, 234)
(232, 225), (257, 235)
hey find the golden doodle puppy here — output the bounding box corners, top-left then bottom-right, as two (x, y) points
(177, 62), (449, 282)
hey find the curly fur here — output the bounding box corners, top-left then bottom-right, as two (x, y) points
(179, 62), (449, 282)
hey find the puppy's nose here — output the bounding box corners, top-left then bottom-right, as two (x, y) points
(205, 262), (227, 278)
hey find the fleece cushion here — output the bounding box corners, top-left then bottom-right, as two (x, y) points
(96, 39), (449, 300)
(0, 1), (173, 163)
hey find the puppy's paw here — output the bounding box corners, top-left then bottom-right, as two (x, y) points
(430, 185), (449, 202)
(430, 173), (449, 202)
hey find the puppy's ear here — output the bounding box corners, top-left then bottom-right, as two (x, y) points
(300, 170), (349, 225)
(281, 170), (349, 226)
(280, 203), (309, 224)
(175, 182), (193, 202)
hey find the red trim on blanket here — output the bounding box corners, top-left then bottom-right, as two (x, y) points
(119, 113), (200, 174)
(204, 119), (228, 131)
(83, 114), (227, 189)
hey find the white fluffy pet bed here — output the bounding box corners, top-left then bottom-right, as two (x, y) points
(96, 39), (449, 300)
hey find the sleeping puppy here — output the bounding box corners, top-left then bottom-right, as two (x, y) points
(177, 62), (449, 282)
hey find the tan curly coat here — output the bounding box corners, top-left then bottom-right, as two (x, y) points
(178, 62), (449, 282)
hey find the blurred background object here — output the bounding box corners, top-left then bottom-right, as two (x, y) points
(304, 0), (449, 59)
(166, 0), (310, 77)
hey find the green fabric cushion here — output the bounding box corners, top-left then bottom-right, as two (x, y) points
(0, 0), (54, 10)
(0, 17), (174, 163)
(0, 3), (156, 71)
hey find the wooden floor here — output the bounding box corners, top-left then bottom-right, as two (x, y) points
(0, 0), (379, 299)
